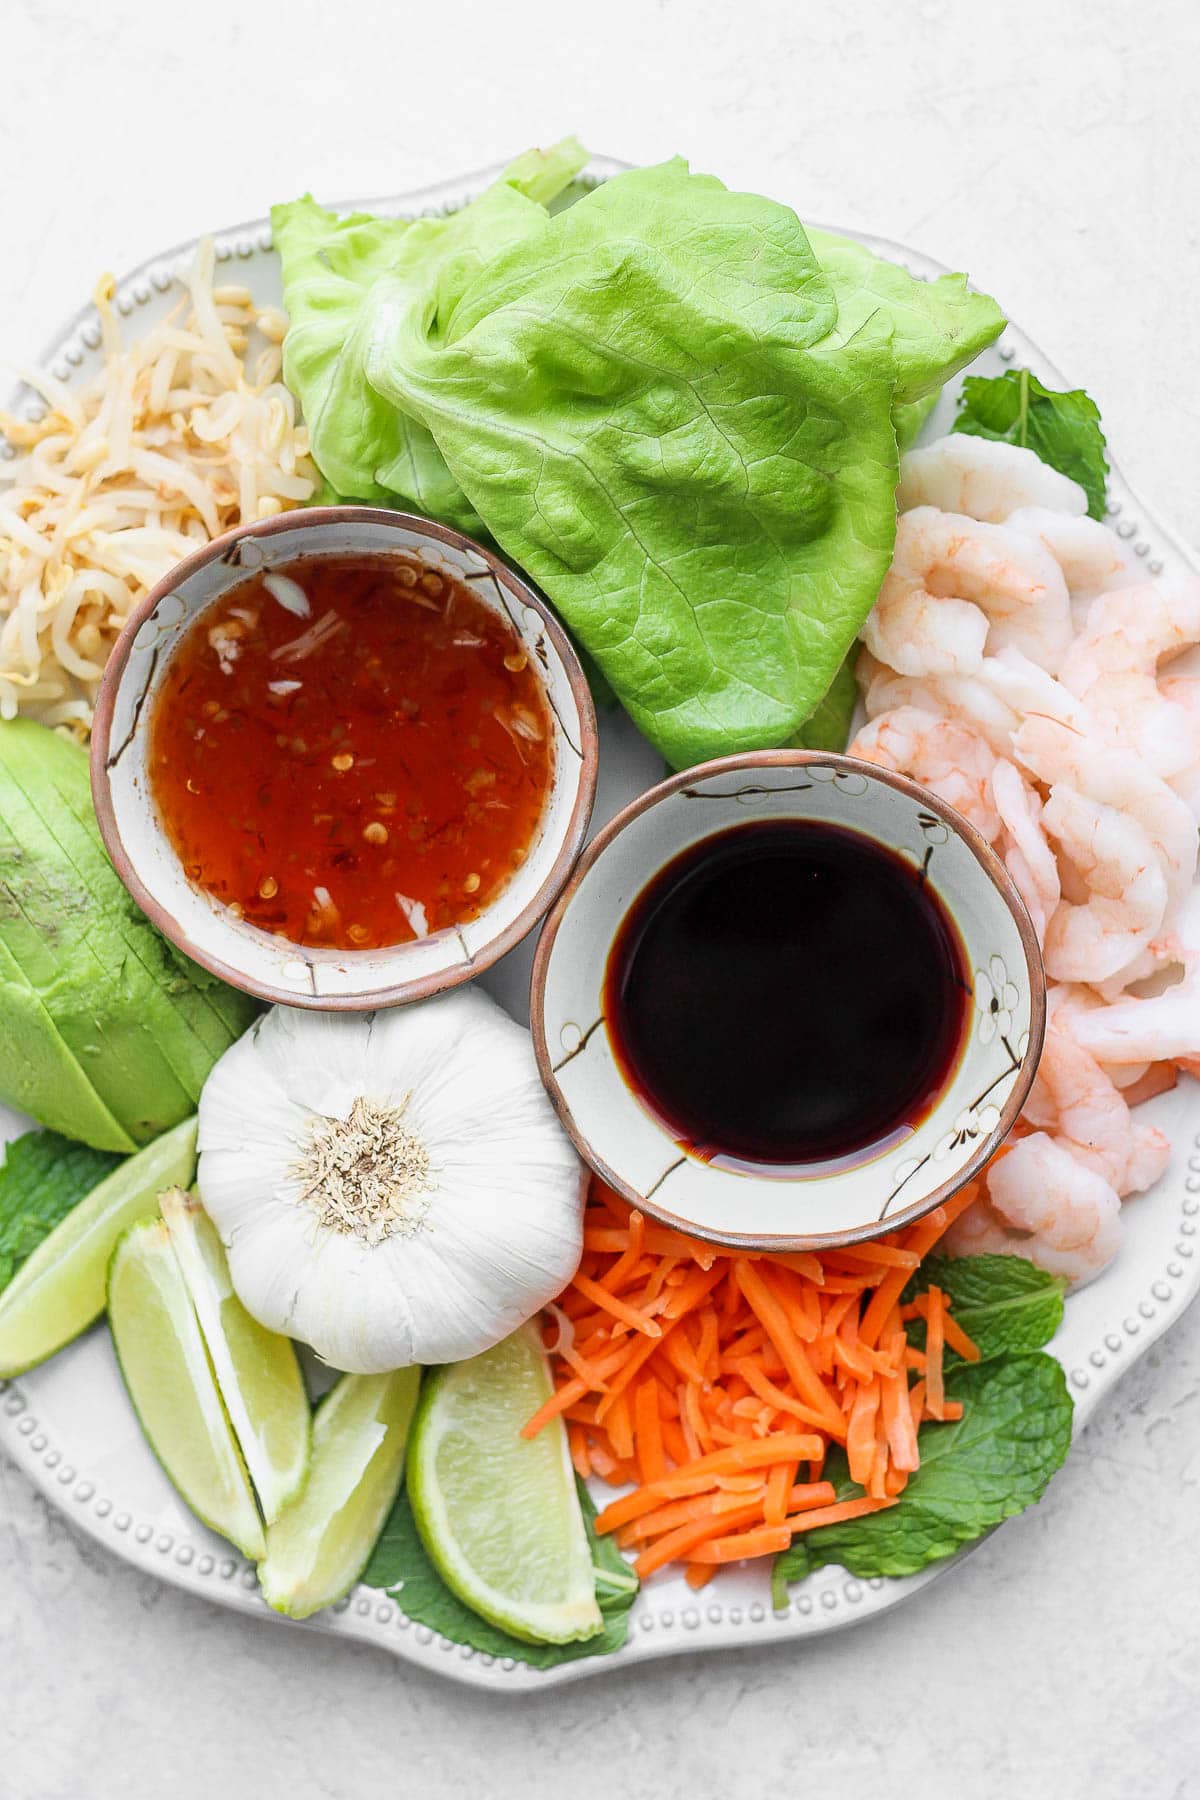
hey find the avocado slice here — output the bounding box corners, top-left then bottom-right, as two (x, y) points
(29, 733), (257, 1057)
(0, 931), (135, 1151)
(0, 759), (199, 1131)
(0, 748), (228, 1078)
(0, 720), (258, 1148)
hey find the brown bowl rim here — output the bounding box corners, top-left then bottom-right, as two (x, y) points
(90, 505), (599, 1010)
(530, 747), (1047, 1252)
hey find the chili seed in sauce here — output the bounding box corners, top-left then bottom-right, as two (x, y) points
(148, 553), (555, 951)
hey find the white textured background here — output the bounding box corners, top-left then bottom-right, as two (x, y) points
(3, 1), (1200, 1795)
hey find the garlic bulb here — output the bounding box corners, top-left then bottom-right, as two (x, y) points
(196, 988), (585, 1373)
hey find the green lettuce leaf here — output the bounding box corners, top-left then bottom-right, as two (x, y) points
(276, 154), (1003, 766)
(903, 1253), (1066, 1361)
(0, 1129), (121, 1292)
(271, 138), (587, 529)
(792, 652), (859, 752)
(805, 228), (1005, 404)
(893, 390), (939, 452)
(773, 1353), (1072, 1595)
(952, 369), (1109, 519)
(364, 160), (902, 768)
(363, 1474), (637, 1669)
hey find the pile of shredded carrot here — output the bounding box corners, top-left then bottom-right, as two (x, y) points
(523, 1178), (983, 1588)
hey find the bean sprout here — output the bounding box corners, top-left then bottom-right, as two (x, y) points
(0, 238), (316, 736)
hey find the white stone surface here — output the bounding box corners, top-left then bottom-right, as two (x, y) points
(3, 0), (1200, 1794)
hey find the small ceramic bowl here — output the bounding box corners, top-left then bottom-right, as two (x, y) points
(91, 507), (598, 1009)
(531, 751), (1045, 1250)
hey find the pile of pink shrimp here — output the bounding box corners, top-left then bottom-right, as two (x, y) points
(850, 433), (1200, 1284)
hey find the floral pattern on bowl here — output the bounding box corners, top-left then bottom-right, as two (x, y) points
(532, 750), (1046, 1249)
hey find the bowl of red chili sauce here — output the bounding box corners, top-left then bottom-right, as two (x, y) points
(91, 508), (598, 1008)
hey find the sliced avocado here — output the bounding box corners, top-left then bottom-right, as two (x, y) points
(33, 736), (257, 1059)
(0, 761), (197, 1133)
(0, 720), (257, 1146)
(0, 931), (135, 1151)
(12, 721), (258, 1054)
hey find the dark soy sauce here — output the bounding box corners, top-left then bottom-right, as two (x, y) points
(604, 820), (969, 1175)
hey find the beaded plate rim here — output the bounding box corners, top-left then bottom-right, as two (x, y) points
(2, 156), (1198, 1691)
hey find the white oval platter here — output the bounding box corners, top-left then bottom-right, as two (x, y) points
(2, 157), (1199, 1692)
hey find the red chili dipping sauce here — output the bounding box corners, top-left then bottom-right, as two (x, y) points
(148, 554), (555, 951)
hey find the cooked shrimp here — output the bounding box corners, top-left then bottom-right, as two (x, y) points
(1158, 672), (1200, 818)
(1014, 714), (1198, 911)
(848, 706), (1001, 840)
(1070, 888), (1200, 1065)
(1006, 507), (1132, 613)
(1035, 1001), (1170, 1196)
(858, 652), (1021, 756)
(1059, 582), (1200, 781)
(863, 507), (1073, 678)
(991, 757), (1060, 944)
(1064, 580), (1200, 684)
(945, 1132), (1122, 1284)
(1037, 784), (1168, 983)
(978, 645), (1096, 735)
(898, 434), (1088, 523)
(860, 541), (989, 682)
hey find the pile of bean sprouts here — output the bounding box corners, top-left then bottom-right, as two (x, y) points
(0, 239), (317, 737)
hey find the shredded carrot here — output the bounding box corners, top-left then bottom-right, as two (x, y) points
(528, 1178), (990, 1582)
(634, 1379), (666, 1484)
(829, 1243), (921, 1271)
(941, 1314), (981, 1363)
(599, 1207), (646, 1291)
(688, 1523), (792, 1565)
(763, 1459), (795, 1527)
(925, 1286), (947, 1420)
(780, 1494), (898, 1536)
(846, 1380), (880, 1488)
(568, 1423), (591, 1480)
(571, 1270), (662, 1339)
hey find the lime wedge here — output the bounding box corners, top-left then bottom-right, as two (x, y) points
(407, 1324), (604, 1645)
(258, 1369), (420, 1619)
(107, 1218), (265, 1560)
(0, 1115), (197, 1377)
(159, 1188), (310, 1525)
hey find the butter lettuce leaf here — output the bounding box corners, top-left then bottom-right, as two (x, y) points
(366, 160), (903, 768)
(806, 227), (1005, 404)
(893, 390), (939, 452)
(272, 139), (587, 528)
(792, 652), (859, 752)
(277, 155), (1004, 766)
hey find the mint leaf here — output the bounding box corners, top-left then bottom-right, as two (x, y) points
(362, 1475), (637, 1669)
(0, 1129), (121, 1291)
(951, 369), (1109, 520)
(774, 1353), (1073, 1586)
(904, 1253), (1065, 1361)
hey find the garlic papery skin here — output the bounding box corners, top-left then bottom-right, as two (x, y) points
(196, 988), (585, 1374)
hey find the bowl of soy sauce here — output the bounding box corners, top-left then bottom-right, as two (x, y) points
(531, 751), (1045, 1250)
